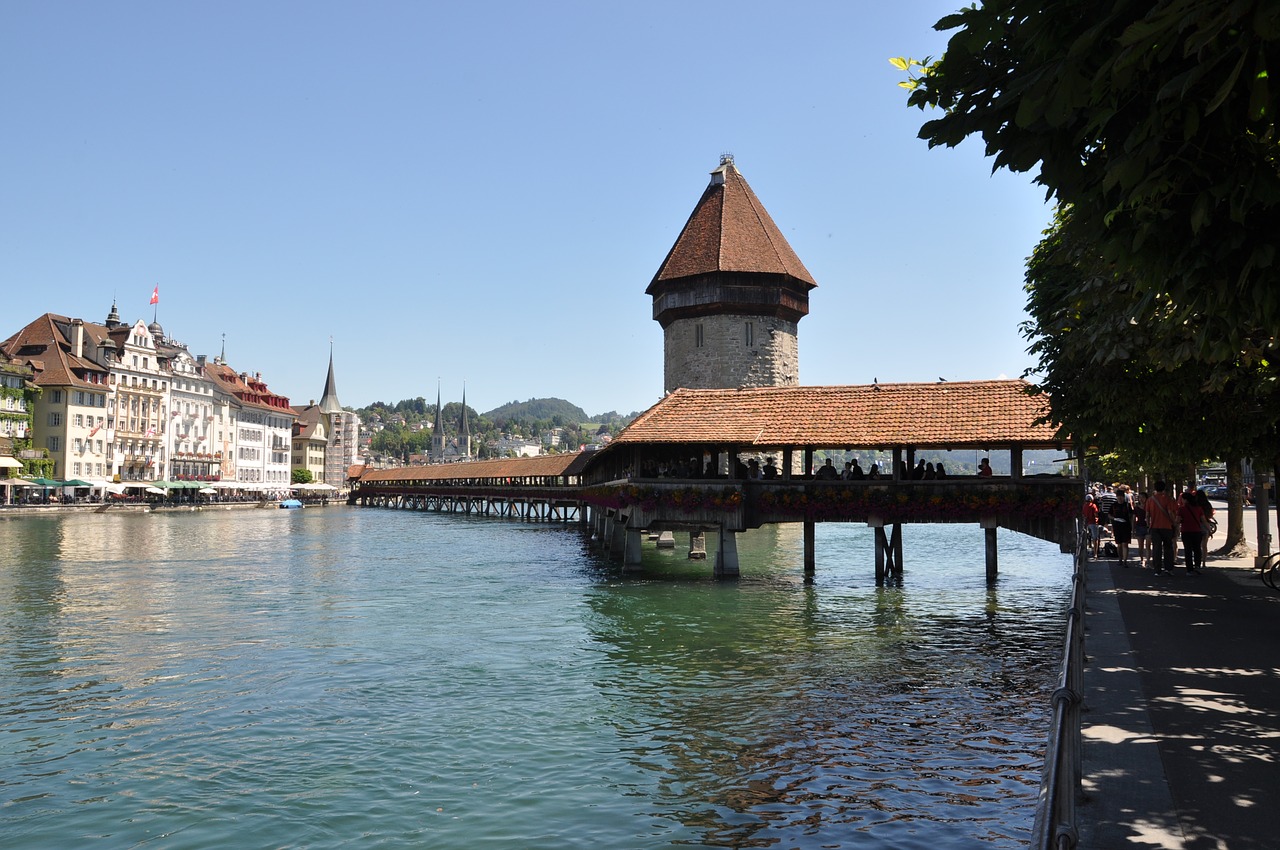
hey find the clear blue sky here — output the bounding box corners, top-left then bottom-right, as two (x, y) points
(1, 1), (1051, 418)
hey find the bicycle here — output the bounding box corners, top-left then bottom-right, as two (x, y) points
(1260, 552), (1280, 591)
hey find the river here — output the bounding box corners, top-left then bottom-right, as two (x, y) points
(0, 506), (1071, 849)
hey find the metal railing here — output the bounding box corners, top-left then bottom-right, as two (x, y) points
(1031, 527), (1087, 849)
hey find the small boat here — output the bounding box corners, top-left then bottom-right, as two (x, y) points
(279, 499), (303, 509)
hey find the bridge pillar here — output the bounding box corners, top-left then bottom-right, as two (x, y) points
(714, 527), (740, 578)
(610, 515), (627, 559)
(688, 531), (707, 560)
(624, 528), (644, 570)
(803, 521), (815, 574)
(656, 531), (675, 548)
(982, 517), (999, 581)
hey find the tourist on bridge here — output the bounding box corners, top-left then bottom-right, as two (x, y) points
(816, 458), (839, 480)
(848, 459), (865, 480)
(868, 463), (881, 480)
(762, 458), (779, 480)
(912, 459), (927, 479)
(978, 458), (993, 477)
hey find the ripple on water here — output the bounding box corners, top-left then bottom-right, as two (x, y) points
(0, 510), (1070, 849)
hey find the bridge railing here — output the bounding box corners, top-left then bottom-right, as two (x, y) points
(1031, 524), (1087, 849)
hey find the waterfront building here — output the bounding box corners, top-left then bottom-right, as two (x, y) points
(291, 403), (329, 483)
(102, 318), (172, 481)
(1, 314), (113, 482)
(204, 364), (295, 488)
(160, 346), (223, 482)
(0, 350), (37, 466)
(648, 155), (817, 393)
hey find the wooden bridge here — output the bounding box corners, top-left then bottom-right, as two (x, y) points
(350, 380), (1082, 581)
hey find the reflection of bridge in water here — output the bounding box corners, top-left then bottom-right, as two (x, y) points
(352, 380), (1081, 583)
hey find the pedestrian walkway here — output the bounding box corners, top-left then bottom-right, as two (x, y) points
(1076, 548), (1280, 849)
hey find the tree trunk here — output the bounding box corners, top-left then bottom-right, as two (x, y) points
(1214, 454), (1250, 557)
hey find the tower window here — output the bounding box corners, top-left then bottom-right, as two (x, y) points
(745, 322), (755, 347)
(695, 324), (704, 348)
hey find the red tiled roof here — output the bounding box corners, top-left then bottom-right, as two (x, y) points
(361, 452), (586, 483)
(0, 313), (111, 389)
(648, 161), (817, 290)
(610, 380), (1065, 449)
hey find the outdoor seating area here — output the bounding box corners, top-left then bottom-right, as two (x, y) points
(0, 476), (342, 506)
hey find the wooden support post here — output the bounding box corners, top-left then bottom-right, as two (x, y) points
(783, 448), (793, 480)
(1011, 447), (1024, 481)
(870, 516), (886, 582)
(890, 523), (903, 574)
(982, 517), (999, 581)
(803, 520), (816, 574)
(892, 448), (902, 481)
(689, 531), (707, 560)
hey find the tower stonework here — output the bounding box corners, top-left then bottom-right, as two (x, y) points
(648, 157), (816, 393)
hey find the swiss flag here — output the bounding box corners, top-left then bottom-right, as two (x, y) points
(149, 285), (159, 305)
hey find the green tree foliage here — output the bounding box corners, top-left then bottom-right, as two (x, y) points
(292, 468), (313, 484)
(899, 1), (1280, 377)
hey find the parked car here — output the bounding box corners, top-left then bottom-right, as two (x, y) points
(1204, 485), (1228, 500)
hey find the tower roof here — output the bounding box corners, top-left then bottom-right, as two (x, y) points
(647, 157), (817, 292)
(318, 346), (342, 414)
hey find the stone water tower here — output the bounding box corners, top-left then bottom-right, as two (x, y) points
(647, 155), (817, 393)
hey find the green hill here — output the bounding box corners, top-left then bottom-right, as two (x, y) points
(484, 398), (589, 424)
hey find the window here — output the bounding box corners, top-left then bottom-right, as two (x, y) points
(745, 322), (755, 347)
(51, 390), (63, 404)
(47, 436), (61, 451)
(48, 412), (62, 427)
(73, 463), (82, 475)
(74, 414), (84, 427)
(695, 323), (704, 348)
(74, 438), (83, 453)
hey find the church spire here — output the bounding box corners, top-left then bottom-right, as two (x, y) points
(318, 339), (343, 415)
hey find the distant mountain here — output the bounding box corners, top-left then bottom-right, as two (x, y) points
(483, 398), (589, 424)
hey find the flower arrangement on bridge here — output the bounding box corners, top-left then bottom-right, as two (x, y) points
(582, 484), (743, 514)
(755, 485), (1077, 524)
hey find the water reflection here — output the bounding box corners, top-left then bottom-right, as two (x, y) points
(585, 523), (1069, 847)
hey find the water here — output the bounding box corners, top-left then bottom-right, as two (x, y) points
(0, 507), (1072, 849)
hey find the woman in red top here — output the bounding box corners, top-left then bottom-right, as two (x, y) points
(1177, 490), (1206, 574)
(1083, 494), (1101, 559)
(1145, 481), (1180, 574)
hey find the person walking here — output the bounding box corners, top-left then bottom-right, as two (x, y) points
(1146, 481), (1180, 575)
(1133, 492), (1150, 567)
(1178, 489), (1206, 574)
(1083, 494), (1101, 560)
(1110, 485), (1134, 566)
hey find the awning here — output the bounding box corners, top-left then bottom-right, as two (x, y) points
(0, 457), (23, 469)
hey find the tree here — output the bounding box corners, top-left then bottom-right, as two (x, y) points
(292, 468), (313, 484)
(899, 1), (1280, 378)
(1022, 206), (1275, 551)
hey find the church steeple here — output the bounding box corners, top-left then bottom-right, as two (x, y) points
(431, 381), (445, 462)
(318, 341), (343, 415)
(459, 385), (471, 460)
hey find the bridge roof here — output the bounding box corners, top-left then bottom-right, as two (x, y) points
(360, 451), (590, 483)
(609, 380), (1065, 450)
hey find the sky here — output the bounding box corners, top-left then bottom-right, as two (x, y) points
(1, 1), (1053, 418)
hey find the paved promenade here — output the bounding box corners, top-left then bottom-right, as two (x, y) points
(1077, 508), (1280, 848)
